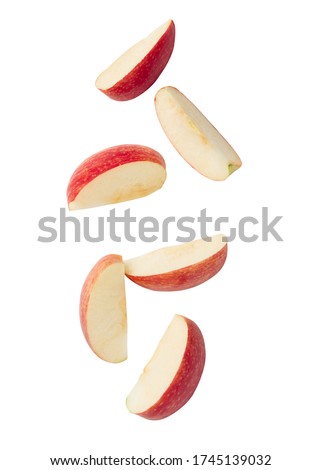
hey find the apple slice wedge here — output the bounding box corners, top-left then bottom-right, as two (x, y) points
(67, 144), (166, 210)
(80, 254), (127, 363)
(124, 234), (227, 291)
(95, 20), (175, 101)
(155, 86), (242, 181)
(127, 314), (205, 420)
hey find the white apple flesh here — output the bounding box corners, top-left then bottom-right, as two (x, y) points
(96, 20), (175, 101)
(80, 255), (127, 363)
(155, 86), (242, 181)
(67, 145), (166, 210)
(125, 234), (227, 291)
(127, 314), (205, 420)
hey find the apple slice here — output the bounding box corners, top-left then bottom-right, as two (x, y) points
(95, 20), (175, 101)
(127, 314), (205, 420)
(67, 144), (166, 210)
(124, 234), (227, 291)
(155, 86), (242, 181)
(80, 254), (127, 363)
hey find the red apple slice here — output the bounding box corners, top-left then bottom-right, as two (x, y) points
(155, 86), (242, 181)
(95, 20), (175, 101)
(80, 254), (127, 363)
(127, 314), (205, 420)
(124, 234), (227, 291)
(67, 144), (166, 210)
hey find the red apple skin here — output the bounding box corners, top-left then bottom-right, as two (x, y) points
(80, 254), (123, 354)
(125, 243), (227, 291)
(67, 145), (166, 207)
(98, 21), (175, 101)
(137, 316), (206, 420)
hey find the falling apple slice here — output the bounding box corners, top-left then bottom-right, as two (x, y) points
(155, 86), (242, 181)
(80, 254), (127, 363)
(127, 314), (205, 420)
(95, 20), (175, 101)
(124, 234), (227, 291)
(67, 144), (166, 210)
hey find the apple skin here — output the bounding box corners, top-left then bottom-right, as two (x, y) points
(125, 243), (227, 291)
(80, 254), (127, 363)
(97, 20), (175, 101)
(134, 316), (205, 420)
(67, 144), (166, 209)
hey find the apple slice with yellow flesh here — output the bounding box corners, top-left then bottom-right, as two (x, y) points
(124, 234), (227, 291)
(95, 20), (175, 101)
(80, 254), (127, 363)
(67, 145), (166, 210)
(127, 314), (205, 420)
(155, 86), (242, 181)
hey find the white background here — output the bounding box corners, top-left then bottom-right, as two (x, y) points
(1, 1), (321, 468)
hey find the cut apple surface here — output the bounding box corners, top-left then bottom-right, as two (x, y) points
(67, 145), (166, 210)
(95, 20), (175, 101)
(80, 254), (127, 363)
(127, 314), (205, 420)
(155, 86), (242, 181)
(125, 234), (227, 291)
